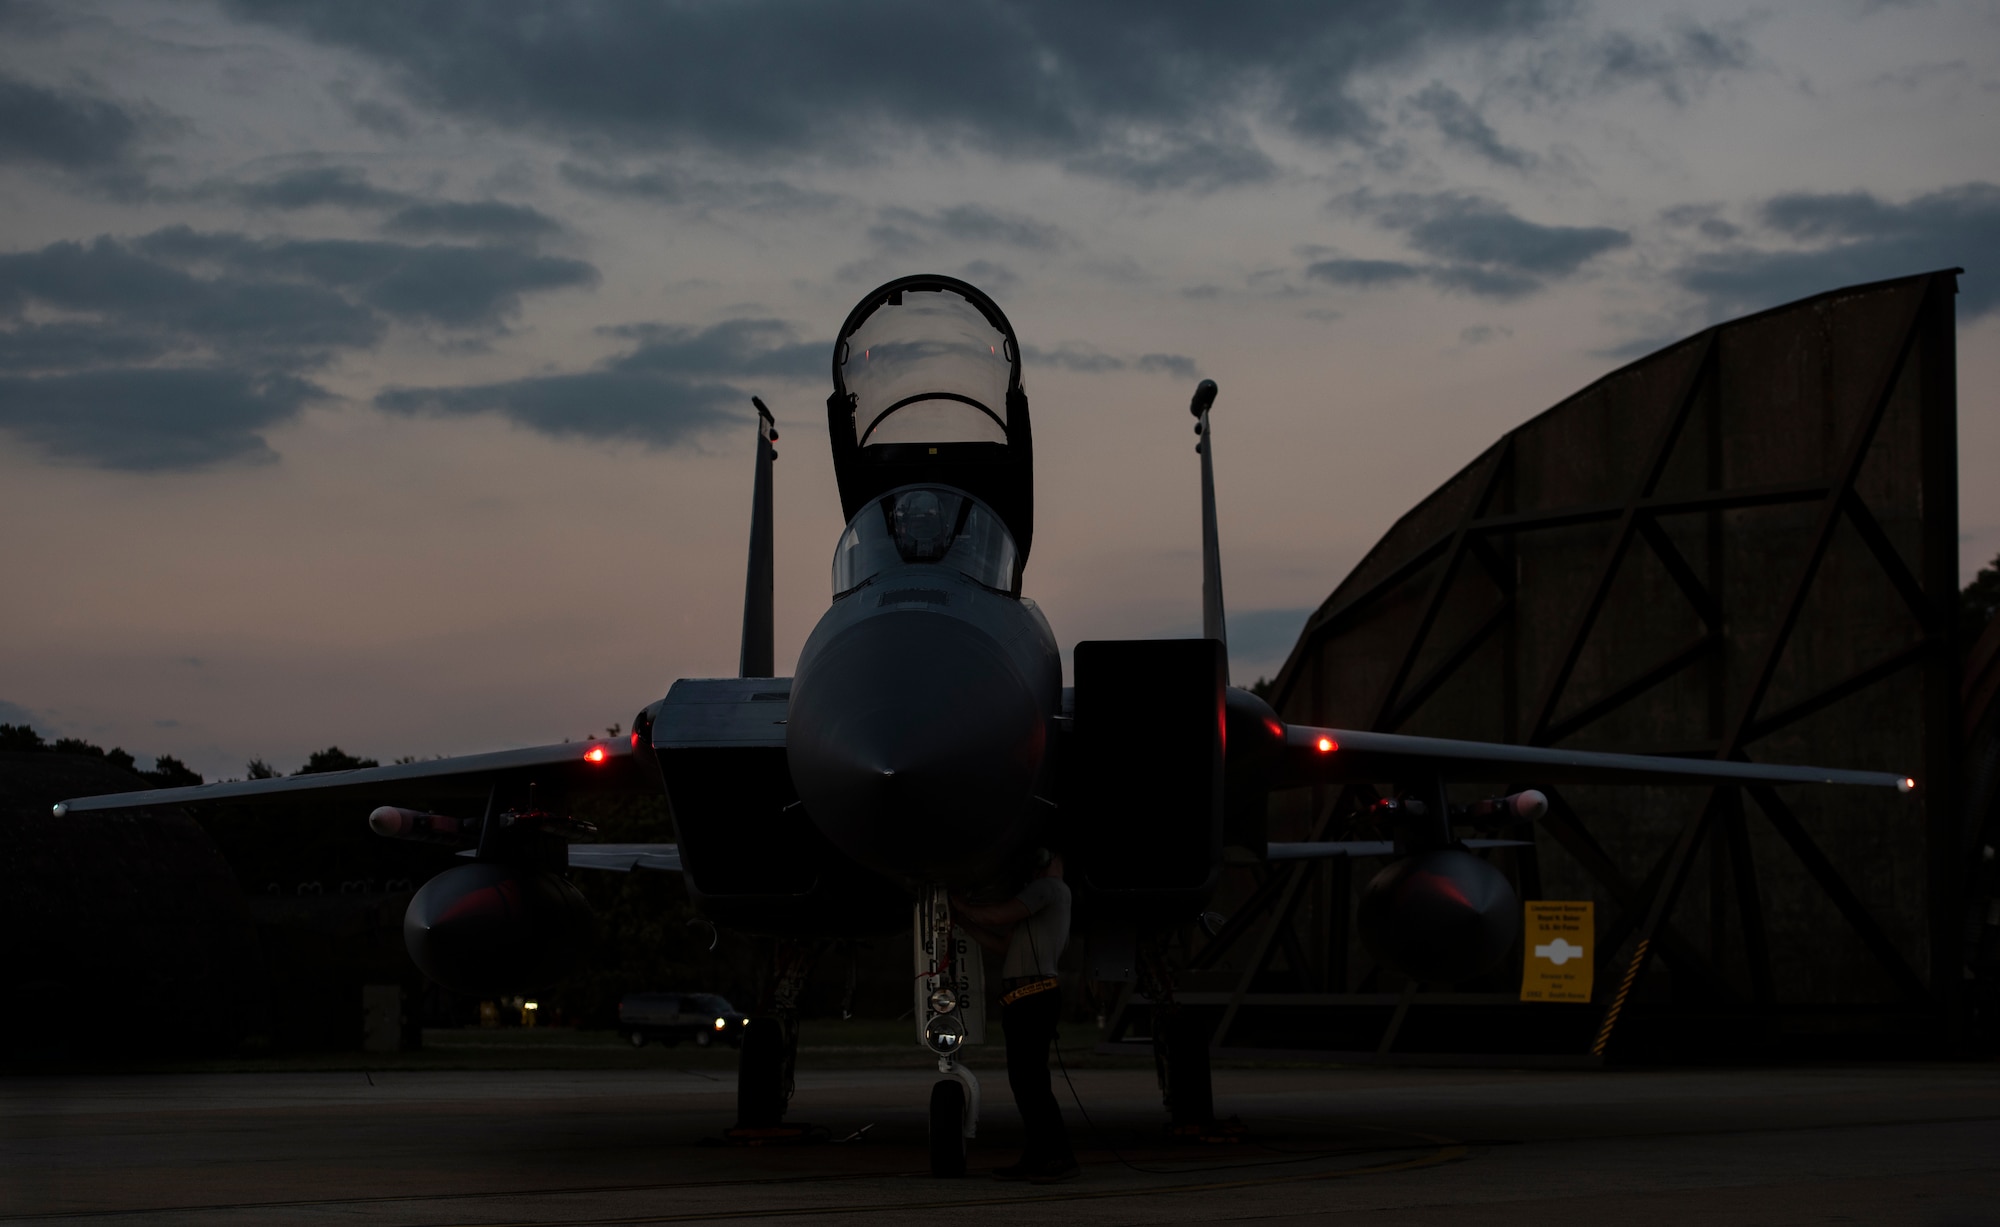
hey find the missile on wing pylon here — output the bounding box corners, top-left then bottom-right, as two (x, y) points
(368, 805), (471, 846)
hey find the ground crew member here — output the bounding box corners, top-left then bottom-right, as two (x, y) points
(952, 848), (1076, 1183)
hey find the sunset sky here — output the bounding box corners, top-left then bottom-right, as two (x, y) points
(2, 0), (1995, 781)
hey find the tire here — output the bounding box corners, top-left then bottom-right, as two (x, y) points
(627, 1031), (647, 1048)
(928, 1079), (967, 1178)
(696, 1030), (712, 1048)
(737, 1017), (786, 1128)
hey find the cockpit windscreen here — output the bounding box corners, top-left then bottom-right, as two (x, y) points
(840, 291), (1011, 447)
(832, 486), (1020, 596)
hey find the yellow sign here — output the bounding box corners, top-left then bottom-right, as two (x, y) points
(1521, 901), (1594, 1003)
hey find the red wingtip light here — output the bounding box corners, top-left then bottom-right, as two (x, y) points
(585, 745), (607, 764)
(630, 730), (640, 748)
(1316, 736), (1336, 754)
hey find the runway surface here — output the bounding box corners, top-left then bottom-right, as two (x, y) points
(5, 1062), (1998, 1225)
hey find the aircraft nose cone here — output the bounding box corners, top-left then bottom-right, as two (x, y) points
(788, 610), (1045, 879)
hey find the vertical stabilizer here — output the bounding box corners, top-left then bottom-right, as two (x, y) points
(1191, 379), (1227, 682)
(739, 397), (778, 678)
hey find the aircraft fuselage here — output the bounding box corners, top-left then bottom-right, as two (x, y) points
(787, 528), (1061, 886)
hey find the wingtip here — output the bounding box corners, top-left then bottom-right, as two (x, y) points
(51, 801), (67, 817)
(1898, 776), (1916, 794)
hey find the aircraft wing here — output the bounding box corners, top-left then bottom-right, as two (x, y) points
(1273, 725), (1914, 792)
(565, 844), (683, 872)
(52, 736), (650, 816)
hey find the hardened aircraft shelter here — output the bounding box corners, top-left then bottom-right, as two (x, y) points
(1111, 269), (1981, 1062)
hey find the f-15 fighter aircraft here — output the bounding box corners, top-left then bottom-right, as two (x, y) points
(59, 274), (1914, 1175)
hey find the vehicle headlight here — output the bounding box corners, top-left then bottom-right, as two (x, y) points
(714, 1017), (726, 1030)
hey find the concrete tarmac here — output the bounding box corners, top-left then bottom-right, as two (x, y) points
(4, 1063), (1998, 1225)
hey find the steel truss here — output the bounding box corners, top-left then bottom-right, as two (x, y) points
(1109, 270), (1967, 1062)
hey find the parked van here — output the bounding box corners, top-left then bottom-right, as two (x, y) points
(617, 992), (748, 1047)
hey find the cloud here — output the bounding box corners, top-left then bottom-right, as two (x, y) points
(1062, 129), (1280, 192)
(1386, 193), (1630, 275)
(1593, 22), (1752, 104)
(378, 317), (822, 445)
(0, 226), (598, 467)
(1319, 192), (1629, 299)
(233, 166), (413, 211)
(873, 205), (1067, 253)
(0, 72), (157, 194)
(1305, 257), (1423, 287)
(0, 367), (324, 469)
(1025, 343), (1123, 374)
(558, 162), (840, 214)
(844, 204), (1069, 283)
(131, 226), (596, 329)
(0, 233), (384, 359)
(600, 318), (823, 381)
(1504, 18), (1757, 107)
(344, 97), (415, 138)
(1408, 83), (1533, 169)
(384, 200), (563, 240)
(1021, 343), (1197, 378)
(1459, 323), (1512, 345)
(230, 0), (1567, 190)
(1660, 202), (1740, 241)
(376, 369), (740, 447)
(1425, 264), (1542, 298)
(956, 259), (1018, 290)
(0, 322), (166, 372)
(1673, 182), (2000, 319)
(1136, 353), (1199, 380)
(230, 169), (567, 244)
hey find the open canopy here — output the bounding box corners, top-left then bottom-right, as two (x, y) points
(826, 274), (1035, 565)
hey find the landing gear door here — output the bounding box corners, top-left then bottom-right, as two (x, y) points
(915, 887), (986, 1047)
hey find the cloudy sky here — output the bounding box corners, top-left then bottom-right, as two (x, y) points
(2, 0), (1995, 780)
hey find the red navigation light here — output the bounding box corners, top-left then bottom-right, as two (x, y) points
(630, 730), (640, 748)
(1316, 736), (1336, 753)
(585, 746), (607, 764)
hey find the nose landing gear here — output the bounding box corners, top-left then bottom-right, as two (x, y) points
(929, 1061), (980, 1177)
(916, 884), (984, 1176)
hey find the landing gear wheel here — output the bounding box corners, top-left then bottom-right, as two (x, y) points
(929, 1078), (967, 1178)
(627, 1031), (646, 1048)
(736, 1017), (787, 1128)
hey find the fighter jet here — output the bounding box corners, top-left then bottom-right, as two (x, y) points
(58, 274), (1914, 1176)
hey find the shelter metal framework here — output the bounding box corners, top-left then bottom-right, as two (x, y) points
(1106, 269), (1971, 1062)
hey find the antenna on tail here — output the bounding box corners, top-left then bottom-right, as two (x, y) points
(739, 397), (779, 678)
(1190, 379), (1227, 683)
